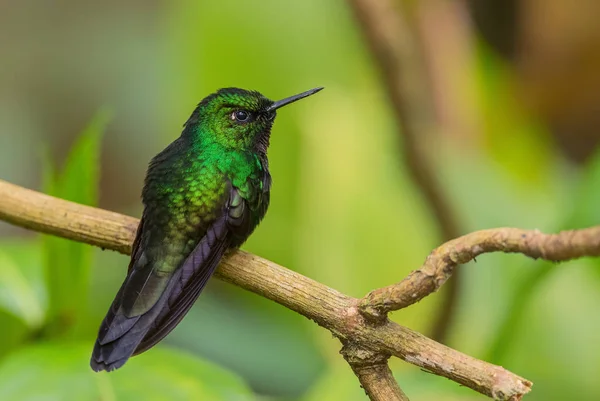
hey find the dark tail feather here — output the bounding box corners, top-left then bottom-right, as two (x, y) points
(90, 270), (182, 372)
(91, 212), (232, 371)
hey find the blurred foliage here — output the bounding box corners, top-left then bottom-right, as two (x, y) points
(0, 343), (254, 401)
(0, 1), (599, 400)
(42, 110), (110, 336)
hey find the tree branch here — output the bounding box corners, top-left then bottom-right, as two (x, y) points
(0, 178), (535, 400)
(342, 345), (409, 401)
(347, 0), (463, 343)
(359, 227), (600, 319)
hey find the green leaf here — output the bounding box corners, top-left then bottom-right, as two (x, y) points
(0, 249), (44, 328)
(0, 342), (255, 401)
(42, 110), (111, 334)
(0, 240), (46, 330)
(0, 240), (47, 357)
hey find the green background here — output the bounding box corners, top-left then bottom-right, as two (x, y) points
(0, 1), (599, 400)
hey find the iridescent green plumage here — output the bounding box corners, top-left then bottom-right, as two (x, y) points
(91, 87), (323, 371)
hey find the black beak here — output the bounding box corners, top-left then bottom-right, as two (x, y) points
(266, 87), (324, 112)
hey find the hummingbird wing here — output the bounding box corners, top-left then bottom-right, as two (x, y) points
(132, 186), (253, 354)
(90, 183), (253, 372)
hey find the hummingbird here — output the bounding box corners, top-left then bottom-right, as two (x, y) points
(91, 86), (323, 372)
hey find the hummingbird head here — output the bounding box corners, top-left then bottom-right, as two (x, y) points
(184, 87), (323, 153)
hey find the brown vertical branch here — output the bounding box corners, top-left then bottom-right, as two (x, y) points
(347, 0), (462, 342)
(342, 345), (410, 401)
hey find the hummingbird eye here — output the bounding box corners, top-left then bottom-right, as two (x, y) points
(231, 110), (251, 123)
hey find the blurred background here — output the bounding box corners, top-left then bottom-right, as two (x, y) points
(1, 0), (600, 400)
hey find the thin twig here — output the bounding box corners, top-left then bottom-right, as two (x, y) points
(347, 0), (462, 343)
(0, 179), (534, 400)
(360, 227), (600, 319)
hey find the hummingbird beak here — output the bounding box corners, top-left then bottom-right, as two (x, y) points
(266, 87), (324, 112)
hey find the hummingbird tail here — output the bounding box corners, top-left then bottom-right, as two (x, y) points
(90, 269), (183, 372)
(90, 214), (232, 372)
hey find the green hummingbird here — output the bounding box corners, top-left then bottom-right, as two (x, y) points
(91, 87), (323, 372)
